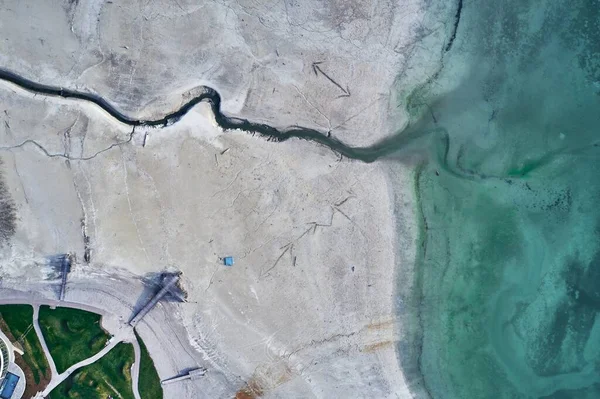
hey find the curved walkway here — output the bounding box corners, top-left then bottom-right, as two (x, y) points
(131, 338), (142, 399)
(0, 300), (137, 399)
(32, 305), (58, 380)
(7, 362), (25, 399)
(0, 276), (204, 398)
(40, 335), (125, 396)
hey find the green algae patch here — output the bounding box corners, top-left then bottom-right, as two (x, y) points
(417, 166), (523, 398)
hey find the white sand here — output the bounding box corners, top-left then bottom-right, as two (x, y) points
(0, 0), (454, 397)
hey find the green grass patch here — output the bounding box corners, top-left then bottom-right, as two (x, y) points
(134, 331), (163, 399)
(0, 305), (51, 396)
(50, 342), (135, 399)
(39, 306), (110, 373)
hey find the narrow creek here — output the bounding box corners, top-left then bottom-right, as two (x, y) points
(0, 67), (442, 164)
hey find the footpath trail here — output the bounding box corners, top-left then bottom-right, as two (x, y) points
(40, 334), (125, 396)
(32, 305), (58, 381)
(131, 337), (142, 399)
(16, 300), (131, 398)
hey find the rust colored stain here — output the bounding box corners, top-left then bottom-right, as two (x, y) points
(235, 379), (264, 399)
(367, 318), (394, 331)
(362, 340), (394, 353)
(234, 361), (293, 398)
(235, 391), (256, 399)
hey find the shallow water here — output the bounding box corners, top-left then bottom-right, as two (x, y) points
(405, 0), (600, 398)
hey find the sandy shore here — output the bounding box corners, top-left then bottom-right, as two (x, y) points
(0, 0), (456, 397)
(0, 83), (423, 397)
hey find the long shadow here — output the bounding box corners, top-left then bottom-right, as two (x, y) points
(129, 272), (185, 323)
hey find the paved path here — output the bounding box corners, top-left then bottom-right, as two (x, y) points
(7, 363), (26, 399)
(5, 300), (132, 398)
(32, 305), (58, 379)
(0, 277), (205, 399)
(132, 337), (142, 399)
(40, 334), (125, 396)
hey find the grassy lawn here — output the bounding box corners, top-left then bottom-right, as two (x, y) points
(134, 331), (163, 399)
(0, 305), (51, 397)
(50, 342), (135, 399)
(39, 306), (111, 373)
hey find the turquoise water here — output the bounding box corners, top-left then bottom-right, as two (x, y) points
(403, 1), (600, 398)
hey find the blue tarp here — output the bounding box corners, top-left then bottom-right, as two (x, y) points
(0, 372), (19, 399)
(223, 256), (234, 266)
